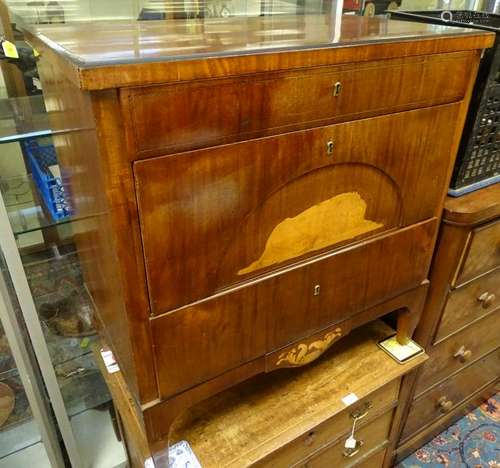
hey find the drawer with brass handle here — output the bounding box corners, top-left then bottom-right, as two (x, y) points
(435, 267), (500, 343)
(402, 348), (500, 441)
(255, 380), (399, 467)
(417, 310), (500, 395)
(301, 410), (393, 467)
(124, 51), (472, 157)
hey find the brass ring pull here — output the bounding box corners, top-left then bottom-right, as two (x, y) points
(477, 292), (496, 309)
(333, 81), (342, 97)
(350, 401), (373, 421)
(437, 396), (453, 413)
(343, 439), (364, 458)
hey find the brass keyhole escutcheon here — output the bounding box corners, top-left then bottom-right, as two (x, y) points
(333, 81), (342, 97)
(313, 284), (321, 296)
(327, 140), (334, 155)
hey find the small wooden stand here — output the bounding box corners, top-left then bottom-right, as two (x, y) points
(94, 320), (427, 468)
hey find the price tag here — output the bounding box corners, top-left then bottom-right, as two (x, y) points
(2, 40), (19, 59)
(100, 349), (120, 374)
(341, 393), (359, 407)
(344, 435), (357, 449)
(168, 440), (202, 468)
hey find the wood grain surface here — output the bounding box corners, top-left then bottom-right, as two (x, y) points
(135, 105), (457, 313)
(28, 15), (494, 90)
(125, 52), (470, 157)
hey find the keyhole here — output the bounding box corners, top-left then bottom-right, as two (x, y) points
(327, 140), (334, 155)
(333, 81), (342, 97)
(314, 284), (321, 296)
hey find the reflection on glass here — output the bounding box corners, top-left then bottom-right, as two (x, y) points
(0, 250), (51, 467)
(0, 93), (125, 465)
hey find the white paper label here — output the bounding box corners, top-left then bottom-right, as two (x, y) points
(101, 349), (120, 374)
(341, 393), (359, 406)
(344, 435), (357, 449)
(168, 440), (202, 468)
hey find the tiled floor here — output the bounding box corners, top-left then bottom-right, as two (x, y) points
(397, 393), (500, 468)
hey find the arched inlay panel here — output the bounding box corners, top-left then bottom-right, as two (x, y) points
(218, 163), (401, 282)
(135, 103), (459, 315)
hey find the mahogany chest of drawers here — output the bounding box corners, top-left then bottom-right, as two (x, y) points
(396, 183), (500, 461)
(29, 14), (493, 457)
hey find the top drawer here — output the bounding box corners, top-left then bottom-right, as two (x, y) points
(124, 51), (473, 157)
(455, 219), (500, 286)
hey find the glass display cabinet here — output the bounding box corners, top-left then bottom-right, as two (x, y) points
(0, 246), (63, 468)
(0, 93), (127, 468)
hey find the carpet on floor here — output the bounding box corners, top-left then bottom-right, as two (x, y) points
(397, 393), (499, 468)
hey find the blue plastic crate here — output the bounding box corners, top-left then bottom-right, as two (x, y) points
(21, 140), (71, 221)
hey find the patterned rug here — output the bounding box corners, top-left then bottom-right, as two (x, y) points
(397, 393), (499, 468)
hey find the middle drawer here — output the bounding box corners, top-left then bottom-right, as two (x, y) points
(416, 310), (500, 395)
(135, 104), (458, 314)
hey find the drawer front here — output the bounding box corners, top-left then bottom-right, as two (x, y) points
(436, 267), (500, 342)
(456, 219), (500, 286)
(152, 220), (435, 398)
(416, 311), (500, 395)
(126, 51), (471, 156)
(259, 380), (399, 467)
(300, 410), (393, 468)
(403, 348), (500, 440)
(135, 105), (457, 314)
(354, 449), (387, 468)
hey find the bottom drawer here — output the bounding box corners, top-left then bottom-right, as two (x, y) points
(402, 348), (500, 440)
(301, 410), (393, 467)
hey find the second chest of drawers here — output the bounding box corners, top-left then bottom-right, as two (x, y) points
(397, 183), (500, 459)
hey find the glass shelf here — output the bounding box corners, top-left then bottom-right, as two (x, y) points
(0, 95), (51, 145)
(1, 174), (73, 236)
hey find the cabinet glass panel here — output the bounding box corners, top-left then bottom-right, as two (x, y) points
(0, 91), (126, 466)
(3, 0), (490, 26)
(0, 250), (52, 468)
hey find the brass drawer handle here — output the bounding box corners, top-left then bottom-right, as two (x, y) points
(437, 396), (453, 413)
(333, 81), (342, 97)
(453, 345), (472, 363)
(478, 292), (496, 309)
(350, 401), (373, 421)
(343, 439), (364, 458)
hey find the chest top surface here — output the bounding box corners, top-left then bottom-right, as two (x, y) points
(29, 15), (494, 90)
